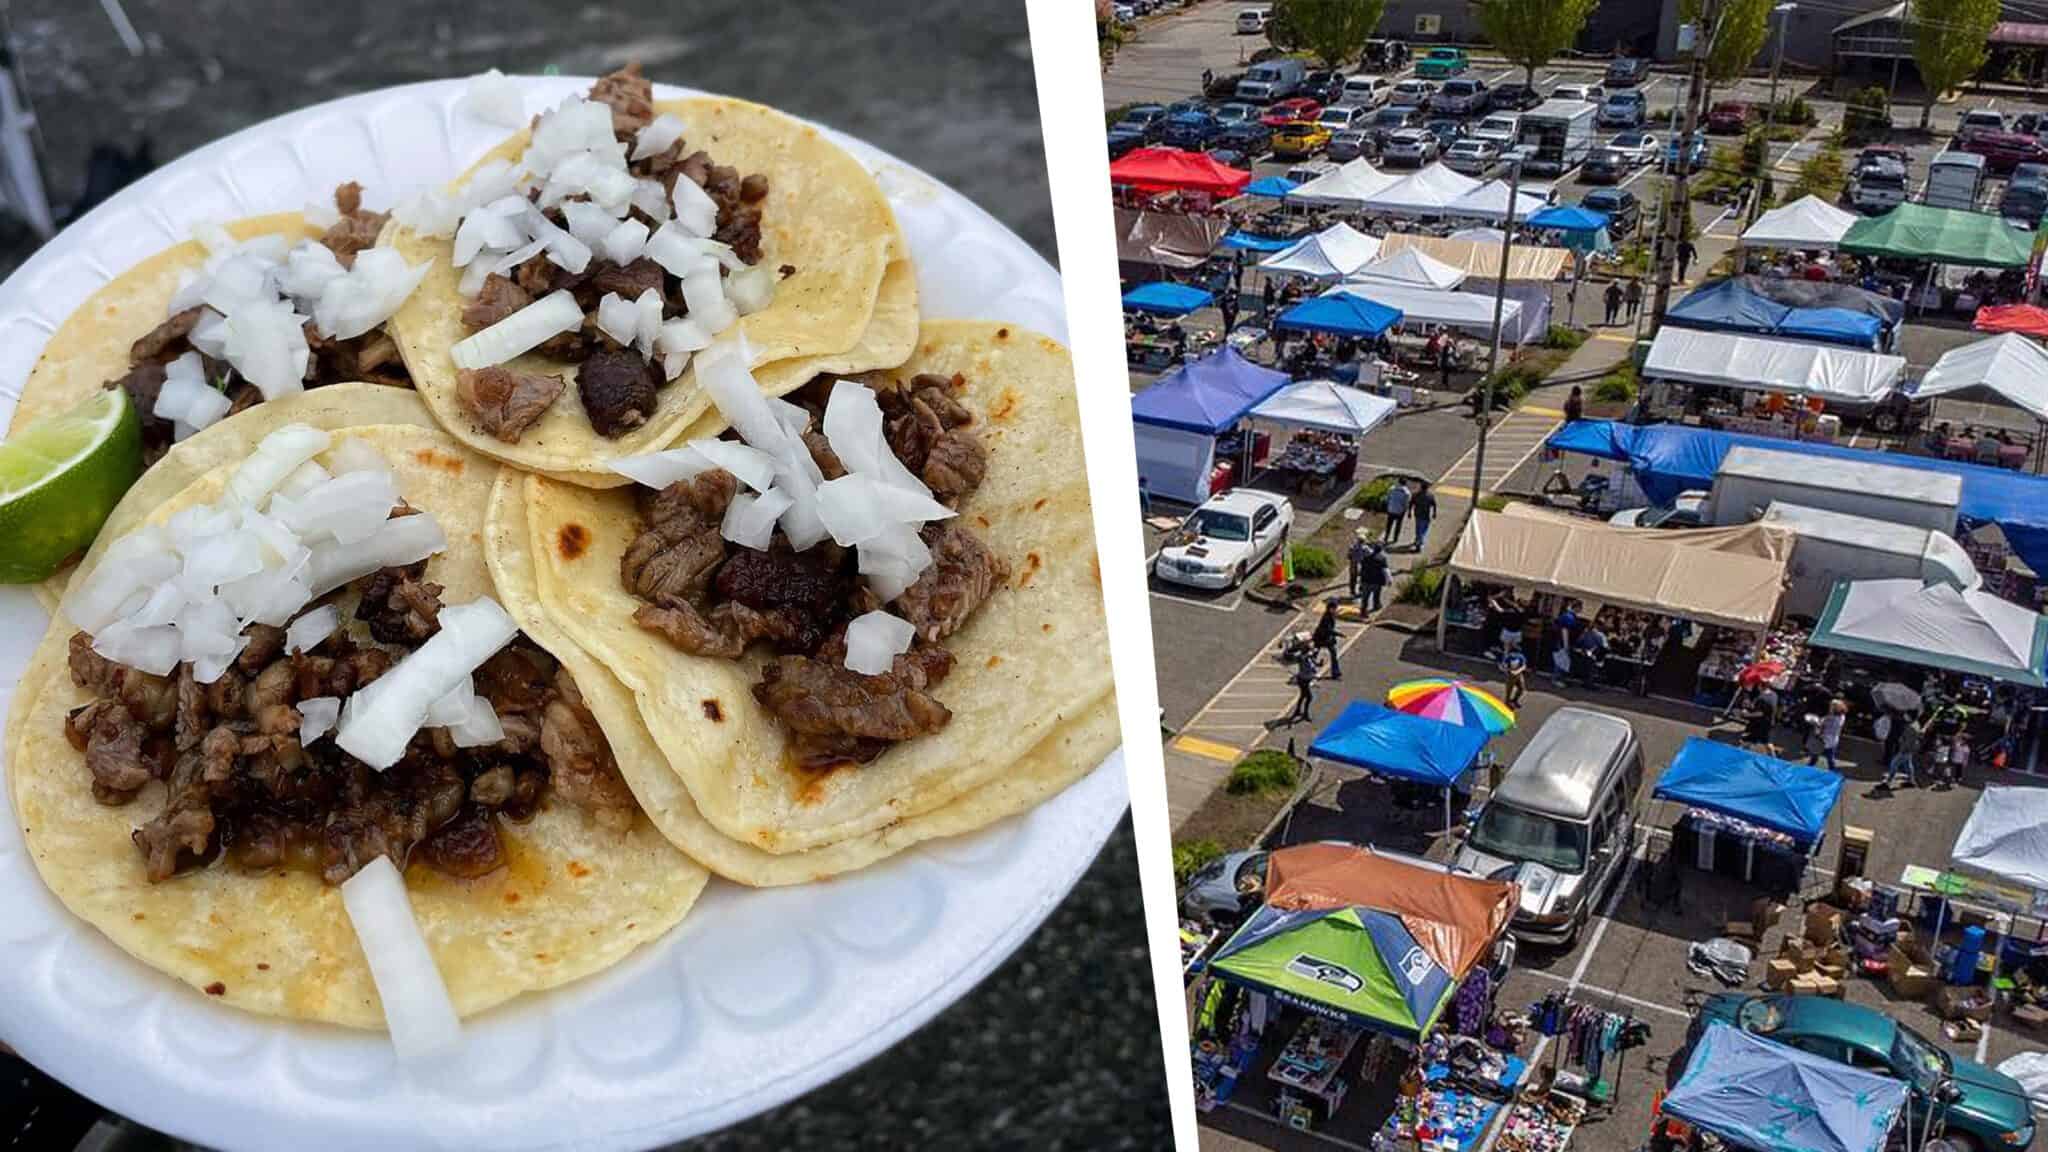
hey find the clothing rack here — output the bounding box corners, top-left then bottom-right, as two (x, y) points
(1527, 993), (1651, 1112)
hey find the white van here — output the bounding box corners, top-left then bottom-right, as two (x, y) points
(1342, 73), (1391, 108)
(1236, 58), (1306, 103)
(1925, 150), (1986, 211)
(1235, 6), (1271, 34)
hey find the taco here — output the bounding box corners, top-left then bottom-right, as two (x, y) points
(485, 466), (1118, 885)
(383, 65), (909, 485)
(521, 319), (1113, 854)
(9, 407), (705, 1028)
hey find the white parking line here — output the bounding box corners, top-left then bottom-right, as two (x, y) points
(1150, 587), (1246, 612)
(1521, 968), (1691, 1021)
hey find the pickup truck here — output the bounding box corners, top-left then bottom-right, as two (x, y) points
(1416, 47), (1469, 79)
(1431, 78), (1491, 117)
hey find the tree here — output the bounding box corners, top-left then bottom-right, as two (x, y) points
(1911, 0), (2000, 129)
(1267, 0), (1386, 69)
(1699, 0), (1775, 102)
(1475, 0), (1599, 89)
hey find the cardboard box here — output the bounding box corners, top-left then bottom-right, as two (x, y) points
(1934, 985), (1994, 1022)
(1815, 961), (1847, 980)
(1779, 937), (1817, 974)
(1790, 972), (1841, 998)
(2011, 1003), (2048, 1030)
(1887, 941), (1938, 998)
(1765, 959), (1798, 990)
(1804, 904), (1844, 947)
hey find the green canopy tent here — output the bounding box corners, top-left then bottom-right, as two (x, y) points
(1837, 203), (2035, 268)
(1206, 905), (1460, 1040)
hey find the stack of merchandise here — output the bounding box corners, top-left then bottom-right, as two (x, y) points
(1492, 1090), (1584, 1152)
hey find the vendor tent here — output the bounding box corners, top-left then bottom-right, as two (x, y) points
(1263, 843), (1518, 983)
(1132, 347), (1290, 503)
(1120, 281), (1213, 316)
(1376, 232), (1569, 282)
(1220, 230), (1297, 253)
(1277, 292), (1403, 337)
(1744, 275), (1905, 325)
(1662, 1022), (1906, 1152)
(1309, 701), (1490, 788)
(1450, 226), (1506, 245)
(1207, 904), (1461, 1038)
(1642, 327), (1906, 404)
(1653, 737), (1843, 847)
(1738, 194), (1858, 250)
(1838, 201), (2034, 267)
(1446, 179), (1552, 222)
(1287, 158), (1401, 208)
(1108, 147), (1252, 197)
(1775, 307), (1883, 348)
(1975, 302), (2048, 338)
(1758, 502), (1979, 616)
(1322, 282), (1522, 339)
(1951, 785), (2048, 893)
(1259, 221), (1383, 280)
(1361, 163), (1482, 215)
(1248, 380), (1397, 435)
(1526, 204), (1609, 233)
(1346, 247), (1468, 291)
(1113, 208), (1228, 271)
(1810, 578), (2048, 687)
(1667, 280), (1884, 348)
(1910, 332), (2048, 422)
(1505, 501), (1795, 560)
(1244, 175), (1297, 198)
(1447, 509), (1788, 631)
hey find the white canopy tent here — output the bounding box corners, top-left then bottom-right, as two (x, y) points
(1911, 333), (2048, 422)
(1258, 222), (1383, 280)
(1345, 247), (1468, 291)
(1287, 158), (1403, 208)
(1643, 327), (1906, 404)
(1248, 380), (1398, 435)
(1758, 502), (1980, 616)
(1324, 282), (1524, 340)
(1738, 195), (1858, 250)
(1811, 578), (2048, 687)
(1952, 786), (2048, 893)
(1449, 226), (1506, 245)
(1360, 164), (1482, 215)
(1445, 179), (1553, 223)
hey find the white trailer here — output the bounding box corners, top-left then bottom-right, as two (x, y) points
(1759, 502), (1979, 617)
(1705, 445), (1961, 533)
(1517, 100), (1597, 176)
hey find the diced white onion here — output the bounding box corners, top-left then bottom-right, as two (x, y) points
(599, 217), (650, 266)
(631, 177), (672, 222)
(336, 598), (518, 769)
(450, 289), (582, 370)
(727, 264), (778, 315)
(641, 222), (710, 280)
(521, 203), (593, 274)
(339, 855), (462, 1065)
(324, 435), (388, 475)
(670, 176), (718, 238)
(595, 291), (641, 349)
(425, 679), (476, 727)
(679, 262), (738, 335)
(286, 605), (340, 654)
(64, 528), (179, 631)
(632, 113), (687, 161)
(657, 315), (716, 356)
(452, 202), (523, 268)
(279, 240), (346, 300)
(92, 619), (181, 676)
(687, 437), (778, 493)
(167, 269), (208, 315)
(815, 473), (889, 547)
(461, 68), (526, 129)
(298, 696), (341, 744)
(607, 444), (713, 488)
(308, 513), (448, 597)
(560, 199), (621, 249)
(219, 295), (310, 400)
(228, 423), (332, 507)
(632, 288), (662, 357)
(843, 609), (915, 676)
(277, 459), (333, 500)
(313, 247), (433, 341)
(130, 582), (186, 629)
(153, 353), (232, 435)
(721, 487), (792, 551)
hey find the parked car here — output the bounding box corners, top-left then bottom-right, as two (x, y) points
(1261, 96), (1324, 127)
(1424, 118), (1467, 151)
(1209, 121), (1273, 164)
(1166, 98), (1209, 116)
(1682, 995), (2037, 1152)
(1179, 848), (1269, 925)
(1111, 3), (1135, 24)
(1112, 103), (1169, 142)
(1607, 489), (1702, 527)
(1604, 56), (1650, 87)
(1360, 38), (1409, 72)
(1706, 101), (1753, 134)
(1326, 128), (1373, 161)
(1959, 106), (2008, 138)
(1106, 128), (1148, 158)
(1367, 104), (1424, 149)
(1580, 187), (1642, 234)
(1205, 70), (1248, 99)
(2002, 180), (2048, 227)
(1341, 73), (1392, 108)
(2012, 160), (2048, 189)
(1492, 82), (1543, 111)
(1959, 130), (2048, 174)
(1235, 5), (1271, 34)
(1270, 120), (1333, 158)
(1432, 77), (1491, 117)
(1472, 112), (1521, 147)
(1382, 127), (1440, 166)
(1391, 78), (1436, 108)
(1552, 81), (1605, 104)
(1608, 130), (1659, 165)
(1303, 69), (1346, 105)
(1213, 101), (1260, 128)
(1152, 489), (1294, 589)
(1581, 146), (1631, 183)
(1160, 110), (1223, 149)
(1598, 90), (1647, 129)
(1416, 46), (1469, 79)
(1663, 131), (1708, 171)
(1317, 104), (1373, 134)
(1444, 137), (1501, 174)
(1856, 144), (1911, 171)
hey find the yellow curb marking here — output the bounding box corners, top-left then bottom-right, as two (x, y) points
(1522, 405), (1564, 417)
(1434, 483), (1476, 499)
(1171, 734), (1244, 763)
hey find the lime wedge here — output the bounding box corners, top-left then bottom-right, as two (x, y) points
(0, 387), (143, 583)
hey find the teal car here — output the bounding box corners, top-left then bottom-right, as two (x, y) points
(1686, 994), (2034, 1151)
(1415, 47), (1468, 80)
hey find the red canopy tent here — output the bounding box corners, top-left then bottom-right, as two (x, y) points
(1107, 147), (1252, 198)
(1974, 303), (2048, 338)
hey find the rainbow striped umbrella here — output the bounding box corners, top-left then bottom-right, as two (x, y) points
(1384, 678), (1515, 736)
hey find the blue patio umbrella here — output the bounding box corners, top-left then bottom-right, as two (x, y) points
(1244, 175), (1298, 198)
(1275, 293), (1403, 338)
(1121, 281), (1214, 316)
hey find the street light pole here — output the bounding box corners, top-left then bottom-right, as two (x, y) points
(1468, 147), (1527, 509)
(1651, 4), (1720, 327)
(1748, 2), (1798, 229)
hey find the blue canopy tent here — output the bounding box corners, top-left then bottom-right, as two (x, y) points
(1527, 204), (1609, 233)
(1665, 280), (1885, 349)
(1121, 281), (1214, 316)
(1131, 347), (1291, 503)
(1663, 1022), (1907, 1152)
(1310, 701), (1492, 829)
(1653, 737), (1844, 850)
(1220, 231), (1298, 253)
(1275, 293), (1403, 338)
(1544, 419), (2048, 579)
(1244, 175), (1298, 199)
(1775, 306), (1883, 349)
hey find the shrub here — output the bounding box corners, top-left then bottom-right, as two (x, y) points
(1227, 749), (1300, 796)
(1740, 132), (1767, 178)
(1476, 494), (1510, 513)
(1595, 361), (1638, 403)
(1397, 565), (1446, 605)
(1790, 146), (1847, 205)
(1842, 86), (1890, 144)
(1174, 838), (1225, 883)
(1544, 324), (1587, 351)
(1478, 363), (1540, 407)
(1354, 473), (1402, 511)
(1289, 543), (1338, 579)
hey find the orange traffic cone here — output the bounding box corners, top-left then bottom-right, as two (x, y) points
(1271, 555), (1287, 585)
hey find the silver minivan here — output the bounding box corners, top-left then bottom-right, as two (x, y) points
(1237, 58), (1307, 103)
(1454, 708), (1643, 946)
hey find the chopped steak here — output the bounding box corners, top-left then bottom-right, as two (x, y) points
(580, 258), (666, 306)
(131, 307), (202, 364)
(712, 544), (850, 653)
(577, 349), (660, 437)
(174, 666), (209, 752)
(753, 655), (951, 766)
(461, 273), (533, 330)
(319, 181), (387, 268)
(540, 674), (638, 831)
(922, 429), (987, 505)
(589, 62), (656, 139)
(892, 523), (1009, 644)
(458, 365), (565, 442)
(65, 699), (157, 802)
(816, 631), (956, 694)
(633, 599), (807, 660)
(119, 670), (178, 732)
(803, 431), (846, 480)
(111, 361), (174, 461)
(474, 642), (560, 716)
(622, 470), (736, 607)
(355, 562), (444, 645)
(69, 631), (124, 695)
(237, 623), (287, 674)
(415, 804), (505, 878)
(909, 375), (973, 425)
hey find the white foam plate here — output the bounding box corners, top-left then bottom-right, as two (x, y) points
(0, 76), (1122, 1152)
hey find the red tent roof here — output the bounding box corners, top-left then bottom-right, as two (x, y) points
(1975, 303), (2048, 339)
(1107, 147), (1252, 197)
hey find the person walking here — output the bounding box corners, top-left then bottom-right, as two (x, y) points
(1677, 239), (1697, 283)
(1219, 286), (1239, 335)
(1381, 476), (1410, 544)
(1359, 541), (1388, 612)
(1284, 647), (1320, 725)
(1881, 711), (1926, 789)
(1603, 280), (1623, 326)
(1743, 683), (1781, 751)
(1500, 647), (1527, 708)
(1312, 598), (1343, 680)
(1806, 698), (1847, 771)
(1437, 329), (1455, 390)
(1624, 278), (1643, 320)
(1261, 275), (1276, 321)
(1409, 479), (1436, 553)
(1347, 531), (1370, 600)
(1563, 384), (1584, 423)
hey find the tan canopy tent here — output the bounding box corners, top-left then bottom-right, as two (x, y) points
(1448, 508), (1788, 632)
(1501, 502), (1796, 562)
(1376, 232), (1569, 283)
(1264, 843), (1517, 981)
(1114, 208), (1228, 271)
